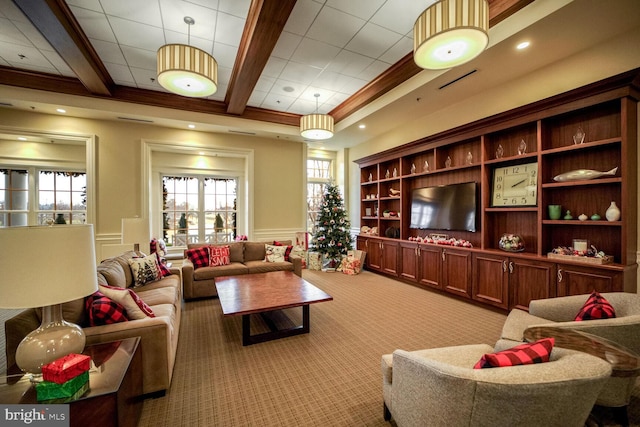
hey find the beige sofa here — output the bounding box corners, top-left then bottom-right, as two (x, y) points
(4, 251), (182, 396)
(182, 240), (302, 300)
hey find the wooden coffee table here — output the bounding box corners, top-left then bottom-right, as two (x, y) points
(215, 271), (333, 346)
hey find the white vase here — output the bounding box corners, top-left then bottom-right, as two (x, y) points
(605, 201), (621, 221)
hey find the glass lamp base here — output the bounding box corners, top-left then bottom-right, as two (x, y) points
(15, 304), (86, 375)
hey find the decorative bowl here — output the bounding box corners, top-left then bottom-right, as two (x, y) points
(498, 234), (525, 252)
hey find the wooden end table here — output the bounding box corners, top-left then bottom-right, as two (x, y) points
(0, 337), (143, 427)
(215, 271), (333, 346)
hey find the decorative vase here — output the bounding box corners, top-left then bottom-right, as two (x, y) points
(54, 213), (66, 224)
(605, 201), (621, 221)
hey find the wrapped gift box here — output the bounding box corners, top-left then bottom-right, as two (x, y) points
(291, 247), (308, 269)
(36, 371), (89, 401)
(38, 380), (90, 403)
(42, 353), (91, 384)
(308, 252), (322, 271)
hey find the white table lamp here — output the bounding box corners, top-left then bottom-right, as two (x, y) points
(0, 225), (98, 375)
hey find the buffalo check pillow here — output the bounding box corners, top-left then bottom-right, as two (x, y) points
(575, 290), (616, 321)
(474, 338), (555, 369)
(85, 291), (128, 326)
(209, 245), (231, 267)
(186, 246), (210, 269)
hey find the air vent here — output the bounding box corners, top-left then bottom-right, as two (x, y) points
(438, 69), (478, 90)
(228, 130), (256, 135)
(117, 116), (154, 123)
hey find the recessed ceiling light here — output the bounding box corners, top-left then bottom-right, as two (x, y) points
(517, 41), (530, 50)
(188, 124), (195, 129)
(198, 151), (205, 155)
(359, 124), (366, 129)
(56, 108), (66, 113)
(283, 86), (294, 93)
(18, 137), (27, 141)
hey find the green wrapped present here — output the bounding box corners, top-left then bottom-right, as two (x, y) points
(38, 380), (90, 403)
(36, 371), (89, 401)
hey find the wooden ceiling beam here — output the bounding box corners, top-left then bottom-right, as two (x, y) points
(12, 0), (113, 96)
(330, 0), (534, 123)
(225, 0), (297, 115)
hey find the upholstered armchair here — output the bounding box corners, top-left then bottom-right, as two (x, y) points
(496, 292), (640, 425)
(381, 344), (611, 427)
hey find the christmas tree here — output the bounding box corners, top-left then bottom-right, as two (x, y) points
(311, 183), (352, 267)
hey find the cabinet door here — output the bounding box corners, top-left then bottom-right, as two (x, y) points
(442, 249), (471, 298)
(509, 259), (555, 311)
(399, 242), (418, 282)
(360, 238), (382, 271)
(556, 264), (623, 296)
(381, 241), (399, 276)
(472, 253), (509, 309)
(418, 245), (442, 289)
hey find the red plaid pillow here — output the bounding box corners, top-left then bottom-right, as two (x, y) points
(209, 245), (231, 267)
(273, 241), (293, 261)
(575, 290), (616, 321)
(85, 291), (128, 326)
(186, 246), (210, 269)
(99, 285), (155, 320)
(155, 252), (172, 277)
(474, 338), (554, 369)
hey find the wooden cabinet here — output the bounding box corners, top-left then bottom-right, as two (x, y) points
(358, 236), (398, 275)
(355, 70), (639, 310)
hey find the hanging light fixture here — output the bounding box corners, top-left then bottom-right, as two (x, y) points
(300, 93), (334, 140)
(414, 0), (489, 70)
(157, 16), (218, 97)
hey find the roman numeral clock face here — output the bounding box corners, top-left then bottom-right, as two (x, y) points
(492, 162), (538, 206)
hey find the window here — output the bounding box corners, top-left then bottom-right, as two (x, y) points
(306, 158), (332, 234)
(162, 175), (237, 246)
(0, 168), (86, 226)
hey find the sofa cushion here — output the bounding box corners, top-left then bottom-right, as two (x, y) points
(575, 290), (616, 321)
(186, 246), (210, 269)
(245, 242), (267, 262)
(194, 263), (249, 280)
(129, 254), (162, 287)
(211, 242), (244, 263)
(96, 259), (128, 288)
(474, 338), (554, 369)
(111, 251), (137, 286)
(209, 245), (231, 266)
(98, 285), (155, 320)
(265, 244), (287, 262)
(245, 260), (294, 275)
(86, 291), (128, 326)
(135, 286), (178, 307)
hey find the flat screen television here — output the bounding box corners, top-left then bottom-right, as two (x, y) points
(409, 182), (477, 232)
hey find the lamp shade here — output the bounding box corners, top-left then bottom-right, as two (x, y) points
(414, 0), (489, 70)
(0, 225), (98, 309)
(157, 44), (218, 97)
(300, 113), (334, 140)
(122, 217), (149, 253)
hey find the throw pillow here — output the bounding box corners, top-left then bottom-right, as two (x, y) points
(474, 337), (555, 369)
(128, 254), (161, 287)
(273, 241), (293, 261)
(209, 245), (231, 267)
(85, 291), (128, 326)
(186, 246), (210, 269)
(575, 290), (616, 321)
(155, 252), (172, 277)
(265, 244), (287, 263)
(98, 285), (155, 320)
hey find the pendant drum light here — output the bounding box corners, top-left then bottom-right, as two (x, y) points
(157, 17), (218, 97)
(300, 93), (334, 140)
(414, 0), (489, 70)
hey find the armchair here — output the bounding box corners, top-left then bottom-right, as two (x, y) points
(496, 292), (640, 425)
(381, 344), (611, 427)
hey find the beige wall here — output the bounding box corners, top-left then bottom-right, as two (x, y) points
(0, 109), (305, 242)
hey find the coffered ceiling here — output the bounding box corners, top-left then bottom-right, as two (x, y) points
(0, 0), (639, 148)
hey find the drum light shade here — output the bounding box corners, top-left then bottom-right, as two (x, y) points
(414, 0), (489, 70)
(300, 113), (334, 140)
(157, 44), (218, 97)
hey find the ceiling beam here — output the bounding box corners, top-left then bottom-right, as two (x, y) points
(225, 0), (297, 115)
(330, 0), (535, 123)
(12, 0), (113, 96)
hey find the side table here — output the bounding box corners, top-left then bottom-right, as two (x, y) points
(1, 337), (143, 427)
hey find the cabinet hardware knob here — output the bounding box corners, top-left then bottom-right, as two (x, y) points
(442, 250), (446, 261)
(509, 262), (514, 274)
(557, 269), (563, 283)
(503, 260), (507, 272)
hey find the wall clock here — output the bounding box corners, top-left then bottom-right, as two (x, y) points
(491, 162), (538, 206)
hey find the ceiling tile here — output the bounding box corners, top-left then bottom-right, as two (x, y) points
(215, 12), (245, 47)
(91, 39), (127, 65)
(66, 0), (103, 13)
(0, 41), (51, 69)
(213, 42), (238, 71)
(325, 0), (386, 21)
(129, 66), (161, 90)
(306, 6), (365, 48)
(345, 23), (403, 59)
(70, 6), (118, 43)
(40, 50), (74, 76)
(261, 92), (296, 111)
(254, 76), (276, 93)
(360, 59), (393, 81)
(159, 0), (217, 39)
(370, 0), (435, 34)
(101, 0), (163, 27)
(326, 50), (374, 77)
(108, 16), (164, 51)
(12, 20), (54, 50)
(121, 45), (157, 71)
(271, 32), (302, 61)
(103, 62), (135, 84)
(284, 0), (322, 36)
(290, 38), (340, 70)
(379, 36), (413, 64)
(0, 18), (32, 47)
(247, 89), (268, 107)
(217, 0), (251, 19)
(271, 78), (307, 99)
(261, 57), (287, 79)
(279, 62), (323, 85)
